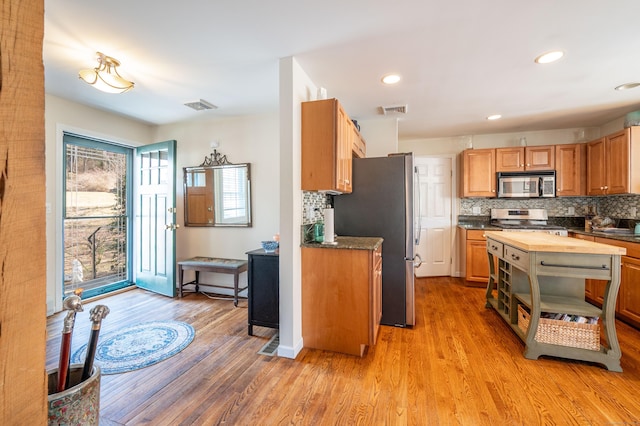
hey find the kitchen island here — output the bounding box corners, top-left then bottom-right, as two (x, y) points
(484, 231), (626, 371)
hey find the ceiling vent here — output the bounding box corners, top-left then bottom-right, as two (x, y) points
(184, 99), (218, 111)
(380, 104), (408, 115)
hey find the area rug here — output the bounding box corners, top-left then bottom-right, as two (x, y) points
(71, 320), (195, 375)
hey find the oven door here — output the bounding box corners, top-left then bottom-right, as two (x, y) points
(497, 176), (540, 198)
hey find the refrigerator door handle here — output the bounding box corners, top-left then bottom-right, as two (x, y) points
(413, 253), (423, 269)
(414, 166), (422, 245)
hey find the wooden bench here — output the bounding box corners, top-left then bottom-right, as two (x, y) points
(177, 257), (248, 306)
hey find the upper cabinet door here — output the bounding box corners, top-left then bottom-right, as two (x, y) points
(525, 145), (555, 170)
(607, 129), (630, 195)
(555, 143), (586, 196)
(496, 147), (524, 172)
(302, 98), (359, 194)
(496, 146), (555, 172)
(462, 148), (496, 197)
(587, 137), (607, 195)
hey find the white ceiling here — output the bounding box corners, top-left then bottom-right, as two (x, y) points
(44, 0), (640, 140)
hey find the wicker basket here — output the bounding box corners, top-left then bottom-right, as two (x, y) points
(517, 305), (600, 351)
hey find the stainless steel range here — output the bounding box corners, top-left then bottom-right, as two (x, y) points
(490, 208), (568, 236)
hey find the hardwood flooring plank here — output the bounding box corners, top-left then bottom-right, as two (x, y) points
(45, 277), (640, 425)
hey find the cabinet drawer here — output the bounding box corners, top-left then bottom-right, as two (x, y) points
(486, 239), (503, 258)
(536, 252), (613, 280)
(467, 229), (487, 240)
(504, 245), (529, 271)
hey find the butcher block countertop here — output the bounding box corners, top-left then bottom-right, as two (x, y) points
(483, 231), (627, 255)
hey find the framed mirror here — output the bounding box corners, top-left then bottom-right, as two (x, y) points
(183, 163), (251, 227)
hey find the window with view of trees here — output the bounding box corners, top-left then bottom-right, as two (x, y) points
(63, 134), (132, 298)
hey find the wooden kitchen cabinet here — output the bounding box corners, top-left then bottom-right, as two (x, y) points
(462, 229), (497, 286)
(301, 243), (382, 356)
(587, 127), (640, 195)
(461, 148), (496, 197)
(620, 256), (640, 327)
(555, 143), (587, 196)
(594, 236), (640, 328)
(495, 145), (555, 172)
(302, 98), (364, 193)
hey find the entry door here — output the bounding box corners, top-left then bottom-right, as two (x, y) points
(135, 140), (177, 296)
(415, 156), (452, 277)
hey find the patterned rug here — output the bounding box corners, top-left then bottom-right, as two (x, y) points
(71, 321), (195, 375)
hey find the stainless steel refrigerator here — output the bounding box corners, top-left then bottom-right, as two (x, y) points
(333, 153), (420, 327)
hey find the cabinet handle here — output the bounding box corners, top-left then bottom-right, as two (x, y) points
(526, 163), (530, 167)
(540, 261), (610, 270)
(491, 245), (498, 250)
(345, 179), (350, 185)
(511, 254), (520, 261)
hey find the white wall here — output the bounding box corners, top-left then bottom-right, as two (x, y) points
(150, 114), (280, 293)
(358, 117), (399, 157)
(45, 95), (281, 316)
(399, 127), (601, 156)
(277, 56), (318, 358)
(45, 94), (153, 314)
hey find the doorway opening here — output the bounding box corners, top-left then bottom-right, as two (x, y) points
(63, 133), (133, 299)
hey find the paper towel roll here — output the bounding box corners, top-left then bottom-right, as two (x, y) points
(323, 208), (335, 244)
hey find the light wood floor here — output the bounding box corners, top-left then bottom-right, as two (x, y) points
(46, 277), (640, 425)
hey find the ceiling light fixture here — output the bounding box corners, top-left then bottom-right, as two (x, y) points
(487, 114), (502, 120)
(534, 50), (564, 64)
(615, 82), (640, 91)
(382, 74), (401, 85)
(79, 52), (134, 94)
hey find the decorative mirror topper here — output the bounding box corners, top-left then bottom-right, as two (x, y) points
(201, 149), (231, 167)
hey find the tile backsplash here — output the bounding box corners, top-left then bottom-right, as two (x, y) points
(460, 194), (640, 219)
(302, 191), (331, 225)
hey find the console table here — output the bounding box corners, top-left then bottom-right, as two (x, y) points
(484, 231), (626, 372)
(177, 257), (248, 306)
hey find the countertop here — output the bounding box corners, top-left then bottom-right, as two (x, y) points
(301, 236), (383, 250)
(458, 224), (640, 244)
(568, 228), (640, 243)
(484, 231), (627, 255)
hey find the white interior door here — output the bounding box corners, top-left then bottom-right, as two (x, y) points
(415, 156), (452, 277)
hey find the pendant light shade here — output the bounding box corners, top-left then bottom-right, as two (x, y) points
(79, 52), (134, 94)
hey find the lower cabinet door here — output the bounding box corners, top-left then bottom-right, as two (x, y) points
(620, 256), (640, 326)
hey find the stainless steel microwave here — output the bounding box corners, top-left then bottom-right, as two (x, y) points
(497, 171), (556, 198)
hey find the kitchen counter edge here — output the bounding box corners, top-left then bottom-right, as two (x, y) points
(568, 228), (640, 243)
(301, 236), (383, 250)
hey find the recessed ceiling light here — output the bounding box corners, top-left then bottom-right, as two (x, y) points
(534, 51), (564, 64)
(487, 114), (502, 120)
(615, 82), (640, 91)
(382, 74), (401, 85)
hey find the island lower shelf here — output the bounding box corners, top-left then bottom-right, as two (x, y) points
(484, 231), (625, 372)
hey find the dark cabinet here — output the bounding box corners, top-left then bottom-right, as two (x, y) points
(246, 249), (279, 335)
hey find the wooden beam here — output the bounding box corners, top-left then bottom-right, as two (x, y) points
(0, 0), (46, 423)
